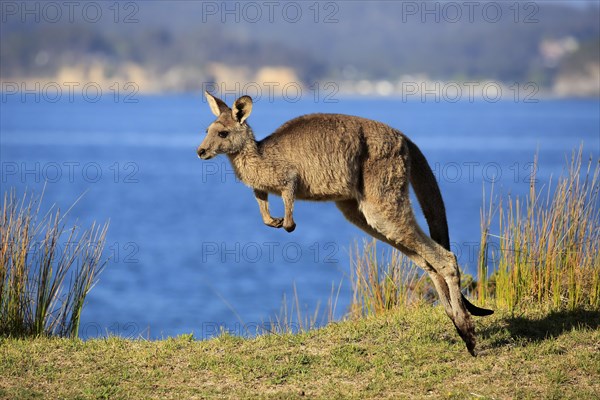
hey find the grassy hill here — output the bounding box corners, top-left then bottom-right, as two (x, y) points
(1, 306), (598, 399)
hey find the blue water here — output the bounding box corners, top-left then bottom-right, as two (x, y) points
(1, 95), (598, 339)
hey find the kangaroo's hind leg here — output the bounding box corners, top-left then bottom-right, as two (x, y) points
(362, 197), (476, 355)
(358, 157), (476, 354)
(336, 199), (454, 315)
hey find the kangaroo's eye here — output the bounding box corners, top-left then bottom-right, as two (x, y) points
(218, 131), (229, 138)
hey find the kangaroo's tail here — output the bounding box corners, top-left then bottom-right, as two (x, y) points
(405, 138), (493, 317)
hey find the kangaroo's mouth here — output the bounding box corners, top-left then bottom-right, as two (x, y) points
(197, 147), (216, 160)
(198, 153), (215, 160)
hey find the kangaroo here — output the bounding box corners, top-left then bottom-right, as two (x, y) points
(197, 92), (493, 356)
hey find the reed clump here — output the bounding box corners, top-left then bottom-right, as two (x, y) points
(478, 149), (600, 311)
(0, 190), (109, 338)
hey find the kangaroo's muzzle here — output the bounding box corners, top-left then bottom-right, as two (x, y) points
(197, 147), (212, 160)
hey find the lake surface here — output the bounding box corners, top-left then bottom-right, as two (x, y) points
(1, 95), (598, 339)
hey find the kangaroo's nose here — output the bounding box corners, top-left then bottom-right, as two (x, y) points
(197, 148), (206, 158)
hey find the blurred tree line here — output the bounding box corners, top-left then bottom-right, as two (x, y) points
(1, 1), (598, 88)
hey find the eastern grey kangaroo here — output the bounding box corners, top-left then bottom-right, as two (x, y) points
(197, 92), (493, 355)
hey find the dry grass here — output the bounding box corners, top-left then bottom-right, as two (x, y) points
(264, 280), (343, 335)
(348, 240), (431, 318)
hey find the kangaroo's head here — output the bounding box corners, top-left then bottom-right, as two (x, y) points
(197, 92), (254, 160)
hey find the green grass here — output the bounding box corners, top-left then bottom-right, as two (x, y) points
(1, 306), (598, 399)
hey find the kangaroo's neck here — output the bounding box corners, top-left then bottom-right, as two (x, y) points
(227, 139), (263, 186)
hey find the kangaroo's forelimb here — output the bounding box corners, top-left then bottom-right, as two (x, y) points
(253, 184), (297, 232)
(254, 189), (284, 228)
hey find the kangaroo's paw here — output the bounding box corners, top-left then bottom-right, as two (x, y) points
(265, 218), (284, 228)
(283, 221), (296, 232)
(453, 314), (477, 356)
(457, 327), (477, 356)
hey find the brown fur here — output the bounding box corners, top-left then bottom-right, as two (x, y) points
(198, 92), (493, 355)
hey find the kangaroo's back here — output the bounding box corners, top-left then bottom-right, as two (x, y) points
(259, 113), (407, 165)
(258, 113), (406, 200)
(262, 113), (398, 142)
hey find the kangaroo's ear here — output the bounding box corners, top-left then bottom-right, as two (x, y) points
(205, 91), (230, 117)
(232, 95), (253, 124)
